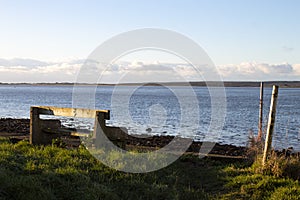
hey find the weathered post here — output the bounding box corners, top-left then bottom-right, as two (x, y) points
(262, 85), (279, 166)
(257, 82), (264, 142)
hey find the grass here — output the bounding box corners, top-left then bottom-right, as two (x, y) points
(0, 137), (299, 200)
(222, 164), (300, 200)
(251, 152), (300, 180)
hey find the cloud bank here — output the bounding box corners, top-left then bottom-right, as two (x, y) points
(0, 58), (82, 82)
(0, 58), (299, 83)
(218, 62), (300, 81)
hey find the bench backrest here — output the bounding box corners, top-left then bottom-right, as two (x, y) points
(32, 106), (110, 119)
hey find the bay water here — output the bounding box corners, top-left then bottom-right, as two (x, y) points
(0, 85), (299, 150)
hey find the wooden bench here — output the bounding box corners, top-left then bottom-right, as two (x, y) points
(30, 106), (128, 148)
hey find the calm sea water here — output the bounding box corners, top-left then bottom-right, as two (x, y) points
(0, 85), (299, 150)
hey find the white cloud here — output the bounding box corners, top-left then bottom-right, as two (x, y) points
(0, 58), (83, 82)
(293, 64), (300, 75)
(0, 58), (299, 83)
(218, 62), (299, 81)
(0, 58), (51, 67)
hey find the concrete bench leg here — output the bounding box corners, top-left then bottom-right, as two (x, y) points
(30, 107), (42, 145)
(93, 111), (108, 149)
(30, 107), (61, 145)
(93, 111), (127, 149)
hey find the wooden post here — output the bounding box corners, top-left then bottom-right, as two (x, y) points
(262, 85), (279, 166)
(257, 82), (264, 141)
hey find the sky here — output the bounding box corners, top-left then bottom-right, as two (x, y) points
(0, 0), (299, 83)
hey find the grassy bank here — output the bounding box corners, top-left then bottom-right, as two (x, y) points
(0, 138), (299, 200)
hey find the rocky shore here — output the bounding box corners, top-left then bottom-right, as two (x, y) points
(0, 118), (29, 135)
(2, 118), (297, 158)
(0, 118), (249, 157)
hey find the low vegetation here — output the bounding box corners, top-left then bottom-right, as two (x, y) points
(0, 137), (299, 200)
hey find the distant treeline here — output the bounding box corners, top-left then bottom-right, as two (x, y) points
(1, 81), (300, 88)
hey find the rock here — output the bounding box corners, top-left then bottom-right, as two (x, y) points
(146, 128), (152, 133)
(0, 118), (30, 135)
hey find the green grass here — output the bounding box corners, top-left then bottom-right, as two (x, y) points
(0, 137), (299, 200)
(222, 167), (300, 200)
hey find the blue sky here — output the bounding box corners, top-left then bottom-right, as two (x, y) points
(0, 0), (299, 82)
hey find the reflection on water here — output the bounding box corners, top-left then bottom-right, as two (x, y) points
(0, 85), (299, 150)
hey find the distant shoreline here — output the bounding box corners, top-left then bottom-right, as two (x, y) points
(1, 81), (300, 88)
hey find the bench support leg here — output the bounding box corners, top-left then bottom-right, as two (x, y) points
(30, 107), (42, 144)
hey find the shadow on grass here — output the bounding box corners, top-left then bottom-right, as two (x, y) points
(0, 138), (242, 200)
(6, 138), (296, 200)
